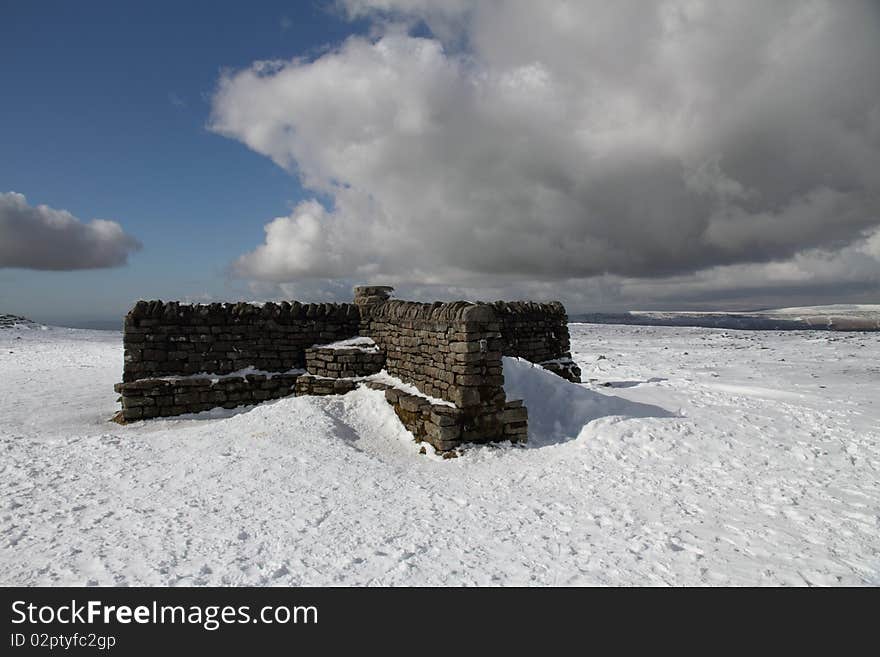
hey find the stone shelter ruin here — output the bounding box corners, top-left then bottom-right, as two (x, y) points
(114, 286), (581, 452)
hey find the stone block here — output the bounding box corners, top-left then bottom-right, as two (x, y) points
(122, 407), (143, 420)
(502, 406), (528, 423)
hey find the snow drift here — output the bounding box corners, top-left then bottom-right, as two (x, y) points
(502, 356), (672, 446)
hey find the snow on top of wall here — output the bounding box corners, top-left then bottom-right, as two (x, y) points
(366, 370), (455, 407)
(151, 366), (305, 384)
(316, 336), (378, 352)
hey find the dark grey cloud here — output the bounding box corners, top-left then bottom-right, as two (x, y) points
(211, 1), (880, 306)
(0, 192), (141, 270)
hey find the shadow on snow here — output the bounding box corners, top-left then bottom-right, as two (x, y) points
(502, 357), (675, 448)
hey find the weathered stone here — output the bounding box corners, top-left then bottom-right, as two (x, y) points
(399, 394), (427, 413)
(502, 406), (529, 423)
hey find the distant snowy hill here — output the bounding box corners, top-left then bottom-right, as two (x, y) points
(574, 304), (880, 331)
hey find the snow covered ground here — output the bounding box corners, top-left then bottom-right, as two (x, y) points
(1, 322), (878, 586)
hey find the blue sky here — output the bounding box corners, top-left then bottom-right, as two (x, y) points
(2, 1), (878, 324)
(1, 1), (365, 325)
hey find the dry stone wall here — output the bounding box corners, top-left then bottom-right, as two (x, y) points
(115, 288), (580, 449)
(372, 381), (529, 451)
(494, 301), (571, 362)
(117, 300), (359, 421)
(359, 300), (505, 408)
(493, 301), (581, 382)
(122, 300), (360, 382)
(294, 375), (359, 397)
(114, 372), (301, 421)
(305, 346), (385, 378)
(359, 300), (514, 443)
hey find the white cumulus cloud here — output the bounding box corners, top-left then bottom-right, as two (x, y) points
(211, 0), (880, 308)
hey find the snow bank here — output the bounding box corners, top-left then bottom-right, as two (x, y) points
(502, 356), (671, 446)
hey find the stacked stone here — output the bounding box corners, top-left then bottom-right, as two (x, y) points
(502, 400), (529, 442)
(117, 299), (359, 421)
(304, 346), (385, 378)
(113, 289), (572, 446)
(122, 300), (360, 382)
(353, 285), (394, 307)
(113, 372), (301, 422)
(382, 386), (463, 452)
(492, 300), (581, 382)
(294, 376), (359, 397)
(296, 337), (386, 400)
(361, 301), (505, 405)
(359, 300), (517, 443)
(363, 382), (528, 451)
